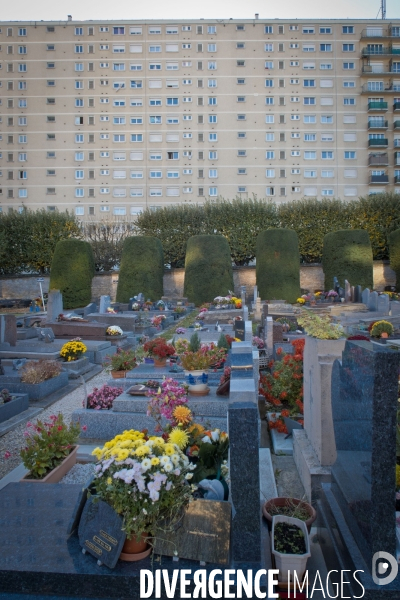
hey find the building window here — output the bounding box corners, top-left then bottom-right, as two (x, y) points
(343, 44), (355, 52)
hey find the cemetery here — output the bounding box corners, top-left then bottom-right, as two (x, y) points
(0, 229), (400, 599)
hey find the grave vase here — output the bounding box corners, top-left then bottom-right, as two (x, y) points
(120, 532), (152, 562)
(111, 370), (126, 379)
(153, 357), (167, 368)
(184, 370), (209, 394)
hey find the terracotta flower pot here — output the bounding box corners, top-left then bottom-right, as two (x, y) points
(380, 332), (389, 338)
(111, 370), (126, 379)
(153, 357), (167, 367)
(21, 445), (79, 483)
(120, 533), (152, 562)
(262, 497), (317, 533)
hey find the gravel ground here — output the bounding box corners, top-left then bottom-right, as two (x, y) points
(60, 462), (96, 484)
(0, 370), (110, 481)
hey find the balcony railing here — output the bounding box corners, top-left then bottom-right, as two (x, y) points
(362, 84), (400, 93)
(368, 120), (388, 129)
(395, 102), (400, 111)
(361, 28), (400, 39)
(368, 101), (388, 111)
(369, 174), (389, 184)
(362, 46), (400, 56)
(395, 175), (400, 184)
(368, 138), (388, 147)
(394, 121), (400, 130)
(368, 153), (388, 166)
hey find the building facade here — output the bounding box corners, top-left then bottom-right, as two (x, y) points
(0, 17), (400, 219)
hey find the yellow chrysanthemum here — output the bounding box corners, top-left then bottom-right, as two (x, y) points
(164, 443), (176, 456)
(151, 457), (160, 466)
(173, 405), (192, 425)
(168, 428), (189, 450)
(135, 445), (151, 457)
(107, 477), (112, 485)
(116, 450), (129, 461)
(150, 436), (165, 446)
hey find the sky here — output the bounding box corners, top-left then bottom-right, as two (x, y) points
(1, 0), (399, 22)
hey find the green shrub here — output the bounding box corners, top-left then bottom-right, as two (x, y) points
(49, 239), (95, 309)
(389, 229), (400, 292)
(189, 332), (201, 352)
(322, 229), (373, 290)
(256, 229), (300, 303)
(116, 236), (164, 302)
(184, 235), (234, 305)
(217, 333), (230, 350)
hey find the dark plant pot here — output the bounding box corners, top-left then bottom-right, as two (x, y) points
(262, 497), (317, 533)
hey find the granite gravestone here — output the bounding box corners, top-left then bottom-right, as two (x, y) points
(272, 322), (283, 343)
(377, 293), (390, 315)
(391, 301), (400, 316)
(99, 295), (111, 314)
(253, 285), (258, 305)
(354, 285), (362, 304)
(78, 496), (126, 568)
(361, 288), (370, 307)
(234, 320), (245, 341)
(330, 341), (400, 566)
(368, 291), (379, 312)
(344, 280), (351, 303)
(46, 290), (64, 322)
(37, 327), (55, 343)
(153, 499), (231, 565)
(0, 315), (17, 347)
(262, 304), (269, 319)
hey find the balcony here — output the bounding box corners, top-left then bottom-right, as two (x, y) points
(395, 102), (400, 111)
(368, 101), (388, 110)
(362, 46), (400, 56)
(368, 119), (388, 129)
(362, 84), (400, 93)
(395, 175), (400, 184)
(368, 153), (388, 166)
(361, 27), (400, 39)
(394, 121), (400, 130)
(368, 138), (388, 147)
(361, 65), (394, 75)
(369, 174), (389, 184)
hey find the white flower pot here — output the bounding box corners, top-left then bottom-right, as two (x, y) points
(184, 369), (208, 392)
(271, 515), (311, 583)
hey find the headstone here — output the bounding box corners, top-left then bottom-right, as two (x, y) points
(377, 293), (390, 315)
(78, 496), (125, 569)
(361, 287), (370, 307)
(37, 327), (55, 343)
(368, 290), (379, 312)
(46, 290), (63, 322)
(253, 286), (258, 304)
(330, 341), (400, 569)
(344, 280), (351, 303)
(262, 304), (269, 319)
(350, 286), (355, 302)
(391, 301), (400, 316)
(244, 320), (252, 342)
(230, 350), (253, 377)
(234, 320), (245, 341)
(272, 322), (283, 343)
(264, 316), (273, 352)
(154, 499), (231, 565)
(254, 297), (263, 322)
(354, 285), (362, 303)
(0, 315), (17, 347)
(338, 286), (344, 300)
(243, 305), (249, 322)
(228, 377), (261, 562)
(99, 295), (111, 314)
(240, 285), (246, 307)
(83, 302), (97, 317)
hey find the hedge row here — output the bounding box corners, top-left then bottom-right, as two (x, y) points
(136, 194), (400, 266)
(0, 210), (82, 275)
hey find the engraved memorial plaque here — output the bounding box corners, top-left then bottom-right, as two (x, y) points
(78, 496), (126, 568)
(153, 499), (231, 565)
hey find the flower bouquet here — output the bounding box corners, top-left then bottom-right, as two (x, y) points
(151, 315), (166, 329)
(60, 340), (87, 362)
(252, 336), (265, 349)
(143, 338), (175, 366)
(106, 326), (123, 336)
(146, 378), (188, 430)
(91, 429), (196, 541)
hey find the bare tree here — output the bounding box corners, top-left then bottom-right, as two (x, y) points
(82, 217), (137, 271)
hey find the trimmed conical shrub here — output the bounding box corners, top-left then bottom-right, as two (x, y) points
(183, 235), (234, 305)
(116, 236), (164, 302)
(256, 229), (300, 303)
(49, 239), (95, 309)
(322, 229), (373, 290)
(389, 229), (400, 292)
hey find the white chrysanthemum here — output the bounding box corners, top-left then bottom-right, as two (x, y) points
(141, 458), (152, 471)
(160, 455), (171, 466)
(185, 473), (193, 480)
(171, 454), (180, 466)
(163, 462), (173, 472)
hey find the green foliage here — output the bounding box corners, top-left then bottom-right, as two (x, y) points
(217, 333), (230, 350)
(322, 229), (373, 290)
(297, 311), (345, 339)
(256, 229), (301, 303)
(116, 236), (164, 302)
(49, 239), (95, 309)
(189, 332), (201, 352)
(389, 229), (400, 292)
(0, 209), (81, 275)
(184, 235), (234, 305)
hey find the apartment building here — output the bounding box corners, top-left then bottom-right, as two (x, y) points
(0, 17), (400, 219)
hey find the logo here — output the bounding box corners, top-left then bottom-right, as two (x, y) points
(372, 552), (398, 586)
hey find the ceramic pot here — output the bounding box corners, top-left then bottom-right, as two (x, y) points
(120, 533), (152, 562)
(21, 445), (79, 483)
(111, 370), (126, 379)
(184, 369), (208, 392)
(262, 497), (317, 533)
(271, 516), (311, 583)
(153, 357), (167, 368)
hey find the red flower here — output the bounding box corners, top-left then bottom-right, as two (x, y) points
(58, 426), (63, 431)
(82, 425), (87, 432)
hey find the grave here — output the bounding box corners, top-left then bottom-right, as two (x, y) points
(317, 340), (400, 598)
(0, 315), (17, 348)
(46, 290), (63, 322)
(0, 368), (69, 400)
(0, 392), (29, 423)
(368, 290), (379, 312)
(87, 312), (138, 333)
(99, 295), (111, 313)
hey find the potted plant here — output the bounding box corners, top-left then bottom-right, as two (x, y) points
(103, 348), (137, 378)
(271, 515), (311, 583)
(87, 384), (124, 410)
(20, 414), (81, 483)
(91, 429), (196, 560)
(60, 339), (87, 362)
(179, 349), (215, 394)
(262, 497), (317, 533)
(143, 338), (175, 367)
(370, 319), (394, 339)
